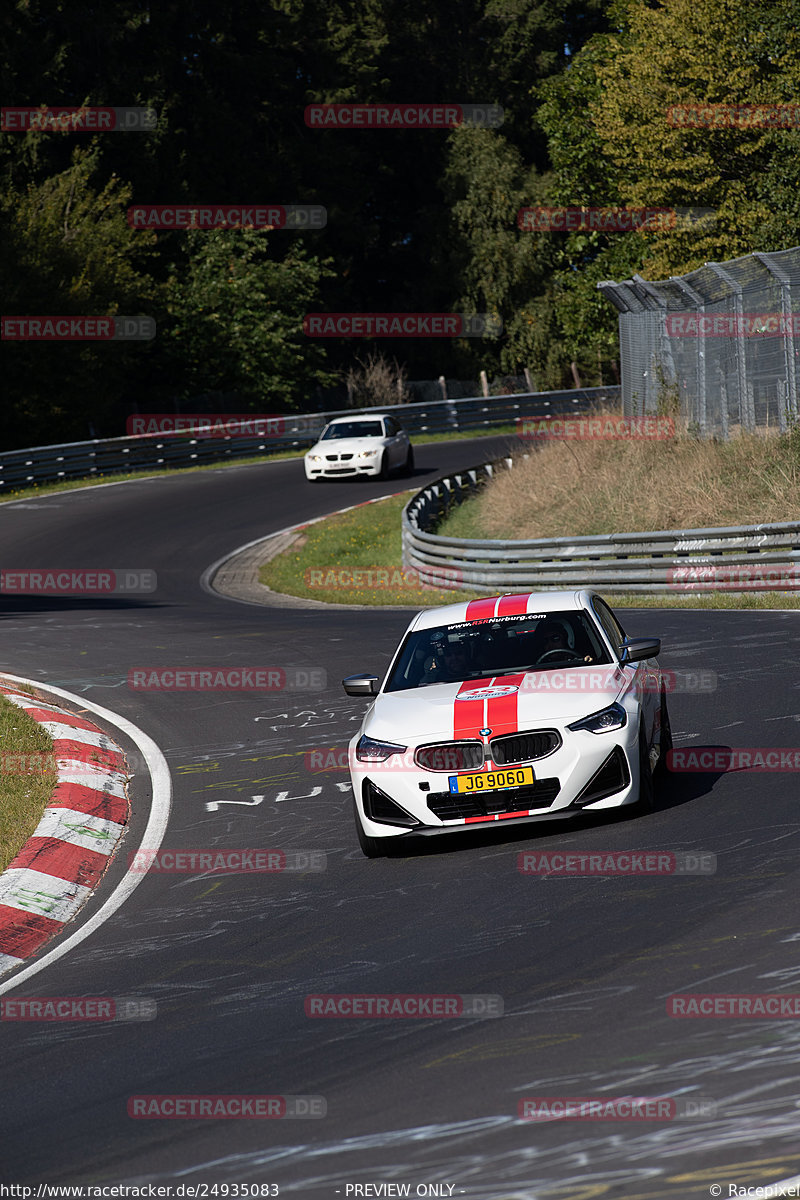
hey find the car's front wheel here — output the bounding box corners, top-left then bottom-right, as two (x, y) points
(655, 686), (673, 777)
(402, 446), (415, 476)
(354, 800), (387, 857)
(632, 717), (654, 815)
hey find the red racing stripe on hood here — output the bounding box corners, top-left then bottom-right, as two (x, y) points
(453, 679), (488, 740)
(485, 674), (525, 738)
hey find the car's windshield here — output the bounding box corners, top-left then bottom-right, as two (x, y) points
(321, 421), (384, 440)
(384, 610), (612, 692)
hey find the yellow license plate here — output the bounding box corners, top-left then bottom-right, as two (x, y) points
(448, 766), (534, 794)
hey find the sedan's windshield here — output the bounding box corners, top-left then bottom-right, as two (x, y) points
(321, 421), (384, 440)
(384, 610), (612, 692)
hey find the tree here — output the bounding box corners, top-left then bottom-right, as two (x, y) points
(0, 148), (159, 446)
(162, 228), (337, 407)
(590, 0), (800, 274)
(442, 125), (561, 380)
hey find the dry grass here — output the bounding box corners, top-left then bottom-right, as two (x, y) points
(439, 419), (800, 540)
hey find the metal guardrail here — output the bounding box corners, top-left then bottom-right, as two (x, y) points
(402, 456), (800, 593)
(0, 386), (618, 492)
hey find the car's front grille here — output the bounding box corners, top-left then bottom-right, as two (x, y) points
(490, 729), (561, 764)
(340, 453), (354, 460)
(325, 454), (339, 461)
(427, 778), (560, 820)
(415, 741), (484, 772)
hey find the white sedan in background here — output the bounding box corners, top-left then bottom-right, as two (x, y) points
(304, 414), (413, 481)
(342, 589), (671, 856)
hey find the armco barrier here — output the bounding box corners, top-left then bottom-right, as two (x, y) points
(401, 457), (800, 594)
(0, 386), (617, 492)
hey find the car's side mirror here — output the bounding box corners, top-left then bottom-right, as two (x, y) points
(619, 637), (661, 664)
(343, 673), (380, 697)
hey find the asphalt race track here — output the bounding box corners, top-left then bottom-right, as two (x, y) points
(1, 435), (799, 1198)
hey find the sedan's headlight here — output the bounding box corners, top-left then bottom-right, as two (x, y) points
(356, 734), (407, 761)
(359, 449), (379, 458)
(307, 454), (321, 462)
(567, 702), (627, 734)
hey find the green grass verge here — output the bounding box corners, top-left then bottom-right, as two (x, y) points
(0, 690), (58, 874)
(259, 493), (488, 606)
(258, 492), (800, 609)
(0, 424), (518, 505)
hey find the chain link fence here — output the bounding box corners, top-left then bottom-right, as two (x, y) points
(598, 246), (800, 437)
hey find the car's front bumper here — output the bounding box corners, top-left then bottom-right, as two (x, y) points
(350, 724), (644, 841)
(305, 460), (382, 479)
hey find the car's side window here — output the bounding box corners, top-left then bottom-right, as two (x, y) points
(385, 417), (399, 436)
(592, 598), (626, 657)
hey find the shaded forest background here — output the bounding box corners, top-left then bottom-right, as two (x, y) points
(1, 0), (799, 447)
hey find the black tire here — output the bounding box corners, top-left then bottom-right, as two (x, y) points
(655, 686), (673, 777)
(378, 452), (390, 481)
(632, 718), (654, 815)
(354, 800), (386, 858)
(402, 445), (415, 476)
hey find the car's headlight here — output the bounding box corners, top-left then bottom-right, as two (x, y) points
(307, 454), (321, 462)
(567, 702), (627, 734)
(359, 449), (379, 458)
(356, 734), (407, 761)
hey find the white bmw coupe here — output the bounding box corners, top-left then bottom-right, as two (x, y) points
(304, 414), (413, 481)
(343, 590), (671, 856)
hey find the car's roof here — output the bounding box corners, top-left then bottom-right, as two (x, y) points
(326, 414), (391, 425)
(409, 589), (598, 632)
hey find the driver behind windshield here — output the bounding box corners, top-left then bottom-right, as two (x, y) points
(424, 638), (471, 682)
(537, 620), (570, 653)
